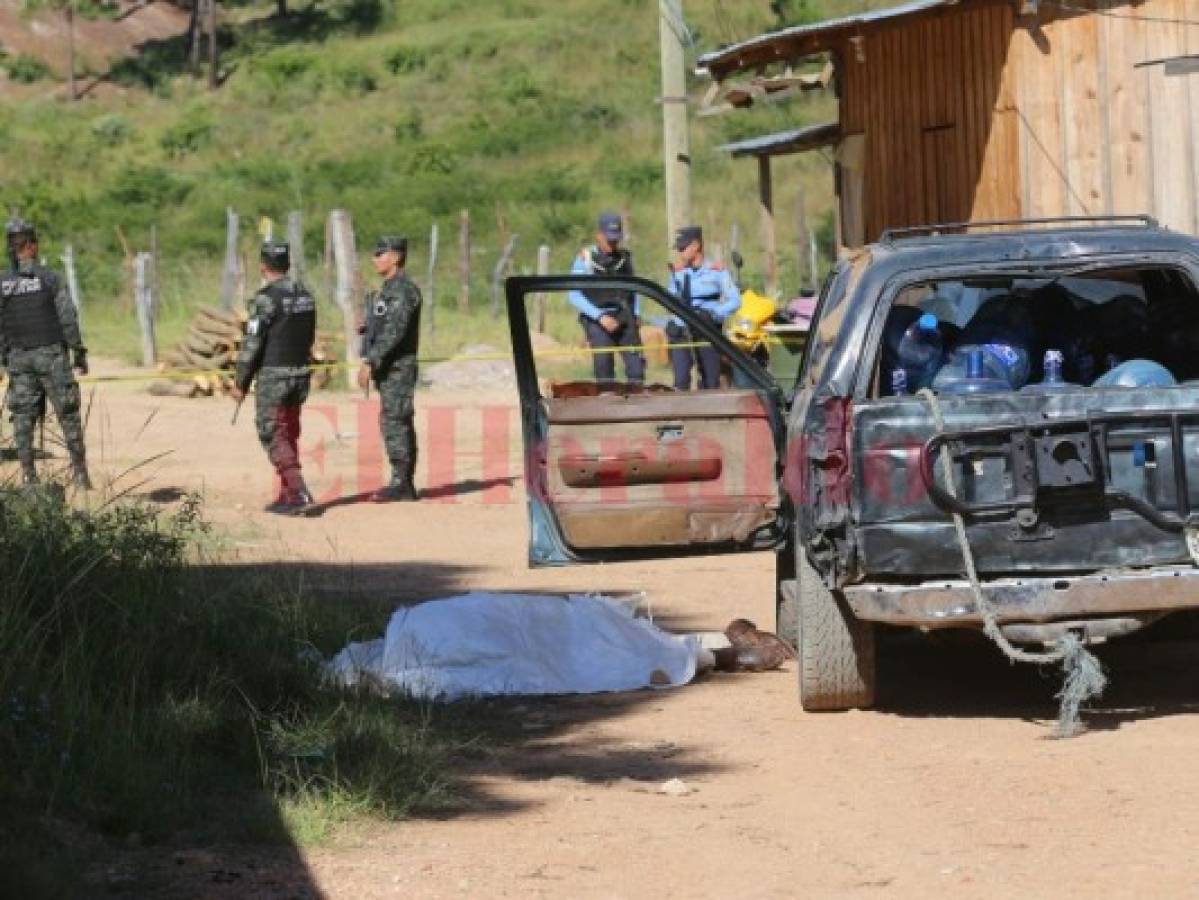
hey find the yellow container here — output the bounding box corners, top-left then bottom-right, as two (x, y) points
(728, 289), (778, 352)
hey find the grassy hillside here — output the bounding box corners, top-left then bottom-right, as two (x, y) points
(0, 0), (855, 363)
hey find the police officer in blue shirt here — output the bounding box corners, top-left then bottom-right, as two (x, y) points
(667, 226), (740, 390)
(569, 212), (645, 385)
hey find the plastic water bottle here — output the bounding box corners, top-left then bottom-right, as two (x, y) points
(936, 347), (1010, 395)
(890, 368), (909, 396)
(895, 313), (944, 389)
(1022, 350), (1081, 393)
(1094, 359), (1177, 388)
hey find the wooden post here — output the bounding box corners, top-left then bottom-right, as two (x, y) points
(207, 0), (218, 90)
(711, 242), (724, 266)
(426, 221), (439, 336)
(328, 209), (361, 389)
(728, 222), (742, 286)
(287, 210), (305, 282)
(61, 244), (82, 325)
(758, 155), (777, 297)
(536, 244), (550, 334)
(795, 188), (810, 294)
(134, 252), (156, 367)
(220, 207), (239, 311)
(659, 0), (692, 251)
(809, 232), (819, 293)
(149, 224), (161, 313)
(490, 234), (518, 320)
(457, 209), (470, 314)
(65, 2), (77, 102)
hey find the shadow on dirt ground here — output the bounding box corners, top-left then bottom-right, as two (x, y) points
(72, 560), (724, 899)
(873, 616), (1199, 731)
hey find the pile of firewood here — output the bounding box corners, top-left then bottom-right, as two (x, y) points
(148, 306), (334, 398)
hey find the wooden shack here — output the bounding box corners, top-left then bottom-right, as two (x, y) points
(700, 0), (1199, 248)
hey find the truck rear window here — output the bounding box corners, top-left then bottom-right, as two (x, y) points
(871, 265), (1199, 397)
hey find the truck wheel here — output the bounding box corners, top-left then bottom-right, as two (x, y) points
(796, 551), (876, 711)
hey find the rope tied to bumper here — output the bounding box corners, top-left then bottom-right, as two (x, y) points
(916, 388), (1107, 737)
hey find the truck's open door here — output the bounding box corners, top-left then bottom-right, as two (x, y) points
(505, 274), (791, 566)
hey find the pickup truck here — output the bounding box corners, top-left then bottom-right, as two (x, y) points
(505, 217), (1199, 711)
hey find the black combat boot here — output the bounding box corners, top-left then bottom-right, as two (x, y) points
(370, 465), (418, 503)
(69, 448), (93, 492)
(265, 471), (313, 515)
(18, 453), (38, 487)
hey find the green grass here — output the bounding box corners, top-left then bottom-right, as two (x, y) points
(0, 0), (868, 364)
(0, 486), (518, 895)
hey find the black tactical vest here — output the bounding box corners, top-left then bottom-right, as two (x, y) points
(0, 266), (65, 350)
(365, 275), (421, 364)
(260, 279), (316, 368)
(580, 248), (635, 312)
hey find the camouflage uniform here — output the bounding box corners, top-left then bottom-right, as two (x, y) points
(0, 258), (89, 486)
(234, 274), (316, 508)
(362, 270), (422, 493)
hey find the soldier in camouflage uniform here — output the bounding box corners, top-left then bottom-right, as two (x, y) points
(0, 218), (91, 488)
(358, 235), (421, 502)
(232, 242), (316, 515)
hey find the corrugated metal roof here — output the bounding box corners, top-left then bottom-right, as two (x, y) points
(698, 0), (976, 79)
(716, 122), (841, 158)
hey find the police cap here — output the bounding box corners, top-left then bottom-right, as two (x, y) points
(259, 241), (291, 272)
(373, 235), (408, 256)
(597, 212), (624, 242)
(673, 225), (702, 252)
(5, 217), (36, 248)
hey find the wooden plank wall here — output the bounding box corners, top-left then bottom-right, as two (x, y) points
(835, 0), (1199, 243)
(994, 0), (1198, 233)
(838, 0), (1019, 241)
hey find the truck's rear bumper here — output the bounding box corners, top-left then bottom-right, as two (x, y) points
(844, 565), (1199, 627)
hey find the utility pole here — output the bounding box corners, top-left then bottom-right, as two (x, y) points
(659, 0), (692, 252)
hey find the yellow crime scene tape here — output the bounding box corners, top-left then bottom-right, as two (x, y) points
(63, 336), (798, 386)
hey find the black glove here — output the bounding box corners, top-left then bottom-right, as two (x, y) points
(72, 348), (88, 375)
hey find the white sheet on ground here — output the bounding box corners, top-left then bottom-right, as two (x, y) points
(326, 592), (700, 701)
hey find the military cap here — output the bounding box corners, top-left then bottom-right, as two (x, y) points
(673, 225), (702, 252)
(259, 241), (291, 271)
(597, 212), (624, 242)
(373, 235), (408, 255)
(5, 217), (36, 246)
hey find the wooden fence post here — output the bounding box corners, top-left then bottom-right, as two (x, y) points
(328, 209), (361, 389)
(220, 207), (239, 311)
(795, 188), (810, 294)
(287, 210), (305, 283)
(535, 244), (550, 334)
(490, 234), (518, 320)
(426, 221), (439, 336)
(134, 252), (156, 367)
(61, 244), (82, 326)
(458, 209), (470, 314)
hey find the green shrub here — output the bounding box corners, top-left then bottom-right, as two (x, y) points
(106, 166), (192, 209)
(394, 111), (423, 143)
(384, 45), (427, 75)
(6, 53), (51, 84)
(330, 60), (378, 95)
(91, 114), (132, 146)
(160, 113), (214, 158)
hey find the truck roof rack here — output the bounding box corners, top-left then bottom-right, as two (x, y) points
(879, 215), (1160, 244)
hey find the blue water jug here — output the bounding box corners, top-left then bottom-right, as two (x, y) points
(935, 347), (1011, 395)
(895, 313), (944, 389)
(1093, 359), (1176, 388)
(890, 368), (909, 396)
(1022, 350), (1081, 393)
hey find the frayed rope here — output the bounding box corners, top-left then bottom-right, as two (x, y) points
(917, 389), (1106, 737)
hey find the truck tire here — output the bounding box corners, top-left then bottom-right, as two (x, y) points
(796, 550), (876, 711)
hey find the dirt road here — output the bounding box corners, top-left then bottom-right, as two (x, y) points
(81, 372), (1199, 898)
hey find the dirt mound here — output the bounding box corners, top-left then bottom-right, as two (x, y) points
(420, 343), (516, 392)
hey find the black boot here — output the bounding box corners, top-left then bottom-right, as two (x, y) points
(69, 449), (93, 492)
(17, 449), (38, 487)
(265, 471), (313, 515)
(371, 469), (417, 503)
